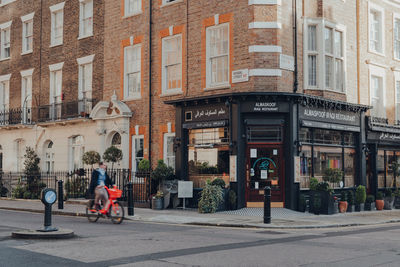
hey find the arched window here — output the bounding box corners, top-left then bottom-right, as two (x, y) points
(111, 132), (121, 148)
(71, 136), (84, 170)
(44, 141), (55, 173)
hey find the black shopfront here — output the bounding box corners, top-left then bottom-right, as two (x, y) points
(167, 93), (368, 210)
(366, 118), (400, 196)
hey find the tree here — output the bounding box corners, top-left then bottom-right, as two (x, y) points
(23, 147), (44, 199)
(82, 151), (101, 168)
(103, 146), (123, 170)
(151, 159), (175, 191)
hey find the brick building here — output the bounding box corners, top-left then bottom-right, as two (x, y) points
(0, 0), (105, 172)
(2, 0), (399, 210)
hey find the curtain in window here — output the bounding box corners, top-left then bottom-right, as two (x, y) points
(164, 36), (182, 91)
(209, 24), (229, 85)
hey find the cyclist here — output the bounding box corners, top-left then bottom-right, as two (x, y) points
(88, 162), (113, 210)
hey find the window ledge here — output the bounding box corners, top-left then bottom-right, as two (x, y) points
(21, 50), (33, 56)
(204, 84), (231, 91)
(0, 57), (10, 62)
(78, 34), (93, 40)
(50, 43), (63, 48)
(122, 11), (143, 19)
(305, 88), (347, 95)
(123, 96), (141, 101)
(368, 49), (385, 57)
(160, 90), (183, 97)
(160, 0), (183, 8)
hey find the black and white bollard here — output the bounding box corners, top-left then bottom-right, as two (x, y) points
(127, 182), (134, 216)
(38, 188), (58, 232)
(264, 186), (271, 224)
(58, 180), (64, 210)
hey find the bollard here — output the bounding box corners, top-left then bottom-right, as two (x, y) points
(38, 188), (58, 232)
(264, 186), (271, 224)
(58, 180), (64, 210)
(127, 182), (134, 216)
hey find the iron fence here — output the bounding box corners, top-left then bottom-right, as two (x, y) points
(36, 98), (97, 122)
(0, 169), (151, 204)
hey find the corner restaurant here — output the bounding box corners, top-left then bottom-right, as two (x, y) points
(166, 93), (369, 210)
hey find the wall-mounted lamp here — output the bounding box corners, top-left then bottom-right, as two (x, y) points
(362, 144), (370, 157)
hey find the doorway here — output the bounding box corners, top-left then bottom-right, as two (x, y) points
(246, 145), (284, 203)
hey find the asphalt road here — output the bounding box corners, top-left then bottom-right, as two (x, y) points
(1, 209), (400, 267)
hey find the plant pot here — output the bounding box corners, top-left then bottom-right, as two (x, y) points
(394, 196), (400, 209)
(347, 204), (354, 212)
(375, 199), (384, 210)
(384, 197), (394, 210)
(152, 197), (164, 210)
(354, 203), (364, 212)
(339, 201), (348, 213)
(364, 202), (372, 211)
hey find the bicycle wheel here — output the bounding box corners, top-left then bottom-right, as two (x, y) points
(110, 201), (124, 224)
(86, 201), (100, 223)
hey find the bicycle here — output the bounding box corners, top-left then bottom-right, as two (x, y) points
(86, 185), (125, 224)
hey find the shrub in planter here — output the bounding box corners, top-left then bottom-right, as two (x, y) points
(152, 190), (164, 210)
(298, 194), (306, 212)
(82, 151), (101, 168)
(228, 189), (237, 210)
(322, 168), (343, 186)
(355, 185), (366, 212)
(339, 191), (348, 213)
(313, 193), (322, 215)
(364, 195), (375, 211)
(376, 192), (384, 210)
(384, 188), (394, 210)
(309, 177), (319, 191)
(394, 189), (400, 209)
(347, 191), (354, 212)
(198, 181), (223, 213)
(138, 159), (151, 173)
(315, 182), (336, 215)
(211, 178), (226, 188)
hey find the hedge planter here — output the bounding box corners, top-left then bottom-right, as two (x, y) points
(354, 203), (364, 212)
(152, 197), (164, 210)
(309, 190), (337, 215)
(394, 196), (400, 209)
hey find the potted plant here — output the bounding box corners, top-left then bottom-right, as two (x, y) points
(313, 192), (321, 215)
(315, 181), (336, 215)
(322, 168), (343, 187)
(376, 191), (384, 210)
(198, 180), (223, 213)
(138, 159), (151, 174)
(211, 178), (228, 211)
(82, 151), (101, 169)
(384, 188), (394, 210)
(347, 190), (354, 212)
(355, 185), (366, 212)
(228, 189), (237, 210)
(364, 194), (375, 211)
(394, 189), (400, 209)
(152, 190), (164, 210)
(339, 191), (348, 213)
(103, 146), (123, 173)
(308, 177), (319, 213)
(298, 194), (306, 212)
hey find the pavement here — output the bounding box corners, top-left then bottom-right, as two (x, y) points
(1, 197), (400, 229)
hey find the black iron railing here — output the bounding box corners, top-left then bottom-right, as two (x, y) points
(0, 169), (151, 204)
(36, 98), (96, 122)
(0, 107), (33, 126)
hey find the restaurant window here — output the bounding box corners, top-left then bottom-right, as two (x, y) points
(299, 128), (356, 189)
(377, 150), (385, 188)
(247, 126), (283, 143)
(374, 150), (400, 189)
(188, 127), (229, 188)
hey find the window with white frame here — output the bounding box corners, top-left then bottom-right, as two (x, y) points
(206, 23), (229, 88)
(21, 13), (34, 54)
(49, 63), (63, 120)
(77, 55), (94, 114)
(369, 4), (383, 54)
(71, 135), (84, 171)
(125, 0), (141, 16)
(131, 135), (144, 173)
(162, 35), (182, 94)
(369, 66), (386, 118)
(44, 141), (55, 173)
(79, 0), (93, 38)
(15, 139), (26, 172)
(0, 77), (9, 112)
(21, 69), (33, 124)
(124, 44), (141, 99)
(304, 19), (345, 92)
(50, 2), (64, 46)
(396, 80), (400, 122)
(395, 17), (400, 60)
(0, 23), (11, 60)
(163, 133), (175, 170)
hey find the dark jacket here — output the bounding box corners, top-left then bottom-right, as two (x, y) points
(89, 169), (113, 195)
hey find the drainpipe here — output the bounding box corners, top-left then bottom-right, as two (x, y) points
(356, 0), (360, 104)
(148, 0), (152, 166)
(293, 0), (298, 93)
